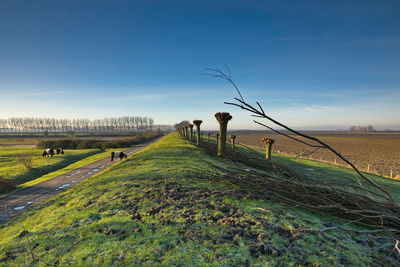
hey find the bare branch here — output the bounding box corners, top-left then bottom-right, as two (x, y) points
(211, 68), (396, 204)
(225, 64), (232, 79)
(294, 147), (322, 158)
(253, 120), (324, 148)
(204, 68), (245, 102)
(256, 102), (266, 115)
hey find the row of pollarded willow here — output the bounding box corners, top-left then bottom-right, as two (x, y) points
(178, 113), (275, 160)
(213, 112), (275, 159)
(177, 121), (203, 144)
(177, 113), (231, 155)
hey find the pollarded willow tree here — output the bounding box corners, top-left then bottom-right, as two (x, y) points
(215, 112), (232, 156)
(261, 137), (275, 160)
(193, 120), (203, 145)
(229, 134), (237, 151)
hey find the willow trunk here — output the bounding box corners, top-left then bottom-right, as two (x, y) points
(218, 123), (228, 156)
(196, 126), (201, 144)
(265, 143), (272, 160)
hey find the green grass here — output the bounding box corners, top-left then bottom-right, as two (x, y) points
(17, 150), (114, 188)
(0, 147), (103, 186)
(0, 148), (130, 199)
(271, 152), (400, 199)
(246, 145), (400, 201)
(0, 133), (398, 266)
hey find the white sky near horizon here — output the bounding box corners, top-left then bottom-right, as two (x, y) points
(1, 85), (399, 131)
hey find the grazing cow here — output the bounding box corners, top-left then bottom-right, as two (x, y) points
(56, 148), (64, 155)
(111, 151), (127, 162)
(42, 148), (55, 157)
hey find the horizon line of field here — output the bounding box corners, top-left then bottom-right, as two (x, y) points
(200, 134), (398, 180)
(268, 147), (398, 180)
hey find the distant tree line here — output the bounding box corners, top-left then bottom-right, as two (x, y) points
(0, 116), (172, 133)
(349, 125), (376, 132)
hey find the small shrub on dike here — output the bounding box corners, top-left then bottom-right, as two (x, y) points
(17, 154), (34, 170)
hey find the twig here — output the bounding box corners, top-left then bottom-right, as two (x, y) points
(253, 120), (324, 149)
(22, 227), (37, 263)
(202, 68), (244, 102)
(294, 147), (321, 158)
(22, 226), (55, 266)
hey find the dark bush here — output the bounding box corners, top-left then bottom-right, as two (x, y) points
(37, 131), (162, 149)
(0, 176), (15, 194)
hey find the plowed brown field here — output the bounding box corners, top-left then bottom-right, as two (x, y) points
(235, 132), (400, 178)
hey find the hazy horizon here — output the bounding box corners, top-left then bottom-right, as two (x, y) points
(1, 0), (399, 131)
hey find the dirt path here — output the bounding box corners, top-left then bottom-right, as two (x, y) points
(0, 137), (160, 225)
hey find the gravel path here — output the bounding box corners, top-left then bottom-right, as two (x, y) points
(0, 137), (160, 225)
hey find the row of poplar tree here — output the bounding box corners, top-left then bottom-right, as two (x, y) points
(0, 116), (157, 133)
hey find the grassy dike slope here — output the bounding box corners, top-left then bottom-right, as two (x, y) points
(0, 133), (397, 266)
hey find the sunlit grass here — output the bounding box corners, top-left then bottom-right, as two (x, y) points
(0, 147), (102, 185)
(0, 133), (397, 266)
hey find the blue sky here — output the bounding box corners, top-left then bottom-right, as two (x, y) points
(0, 0), (399, 130)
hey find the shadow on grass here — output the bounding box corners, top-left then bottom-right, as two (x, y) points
(13, 150), (102, 186)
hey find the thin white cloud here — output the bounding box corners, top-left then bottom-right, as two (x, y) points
(302, 105), (354, 113)
(1, 91), (69, 97)
(98, 94), (166, 102)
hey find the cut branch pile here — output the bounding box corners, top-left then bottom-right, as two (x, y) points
(197, 141), (400, 233)
(202, 67), (400, 236)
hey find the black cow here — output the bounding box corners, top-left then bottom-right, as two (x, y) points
(56, 148), (64, 155)
(111, 151), (127, 162)
(42, 148), (55, 157)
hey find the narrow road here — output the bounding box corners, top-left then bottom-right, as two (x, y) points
(0, 137), (160, 225)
